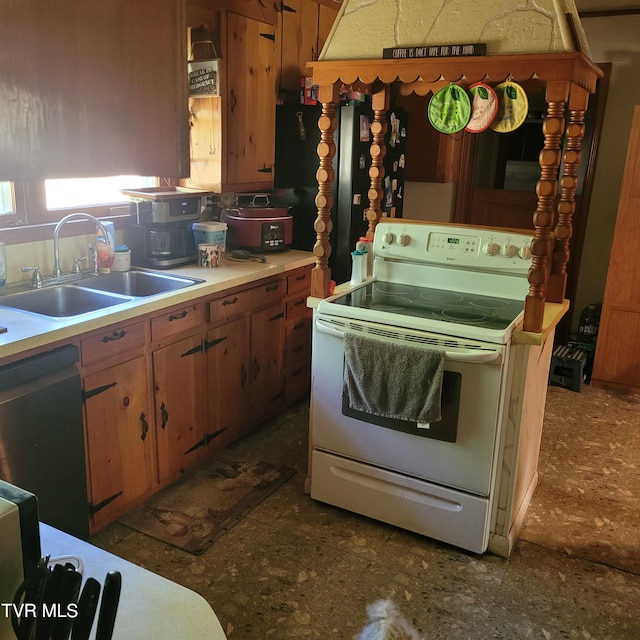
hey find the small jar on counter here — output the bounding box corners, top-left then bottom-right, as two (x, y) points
(112, 245), (132, 272)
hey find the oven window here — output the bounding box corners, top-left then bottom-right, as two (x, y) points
(342, 371), (462, 442)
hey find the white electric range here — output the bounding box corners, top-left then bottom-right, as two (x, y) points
(309, 220), (534, 553)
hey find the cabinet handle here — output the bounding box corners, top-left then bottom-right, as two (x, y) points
(270, 311), (285, 322)
(160, 401), (168, 430)
(168, 310), (188, 321)
(230, 88), (237, 114)
(222, 296), (239, 306)
(257, 167), (273, 174)
(101, 329), (126, 343)
(253, 357), (260, 379)
(140, 412), (149, 441)
(281, 2), (296, 12)
(293, 319), (306, 330)
(265, 283), (279, 292)
(240, 363), (248, 387)
(296, 274), (306, 281)
(293, 298), (305, 307)
(260, 32), (275, 41)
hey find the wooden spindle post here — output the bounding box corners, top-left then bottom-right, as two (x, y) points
(548, 84), (589, 303)
(523, 80), (569, 333)
(365, 86), (390, 237)
(310, 83), (340, 298)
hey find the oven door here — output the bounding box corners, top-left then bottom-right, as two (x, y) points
(310, 314), (508, 497)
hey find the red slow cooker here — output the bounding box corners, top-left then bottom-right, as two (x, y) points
(221, 195), (292, 252)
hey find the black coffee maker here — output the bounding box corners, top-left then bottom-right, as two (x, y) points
(123, 188), (210, 269)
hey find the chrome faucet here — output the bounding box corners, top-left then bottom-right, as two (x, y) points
(53, 213), (111, 278)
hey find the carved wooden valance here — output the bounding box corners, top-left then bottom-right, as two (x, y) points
(309, 52), (603, 334)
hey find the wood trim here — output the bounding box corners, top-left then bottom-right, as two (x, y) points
(580, 9), (640, 18)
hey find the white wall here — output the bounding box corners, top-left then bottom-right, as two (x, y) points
(573, 15), (640, 329)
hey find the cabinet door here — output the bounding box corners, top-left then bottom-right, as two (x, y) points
(250, 302), (285, 421)
(206, 316), (251, 450)
(226, 12), (277, 190)
(84, 356), (155, 529)
(592, 105), (640, 388)
(1, 0), (188, 181)
(153, 334), (207, 482)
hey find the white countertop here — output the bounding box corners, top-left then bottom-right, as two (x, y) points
(0, 251), (315, 361)
(40, 523), (227, 640)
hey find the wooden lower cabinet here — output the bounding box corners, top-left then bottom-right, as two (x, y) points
(153, 332), (208, 482)
(206, 315), (251, 450)
(80, 266), (312, 532)
(83, 355), (156, 530)
(249, 302), (286, 421)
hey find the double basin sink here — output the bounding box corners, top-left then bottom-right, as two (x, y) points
(0, 270), (205, 320)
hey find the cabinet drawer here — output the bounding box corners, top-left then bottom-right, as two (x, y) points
(285, 316), (312, 365)
(151, 303), (202, 342)
(81, 321), (146, 367)
(285, 293), (310, 322)
(287, 266), (312, 295)
(285, 361), (311, 405)
(209, 279), (283, 322)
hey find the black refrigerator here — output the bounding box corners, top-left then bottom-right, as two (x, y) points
(272, 100), (408, 285)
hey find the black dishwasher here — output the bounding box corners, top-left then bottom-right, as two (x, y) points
(0, 344), (89, 539)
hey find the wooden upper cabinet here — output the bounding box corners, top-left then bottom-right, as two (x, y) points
(185, 0), (278, 192)
(0, 0), (190, 181)
(279, 0), (340, 95)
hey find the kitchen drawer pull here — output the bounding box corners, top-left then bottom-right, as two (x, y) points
(160, 402), (168, 430)
(168, 310), (188, 321)
(257, 167), (273, 173)
(293, 298), (305, 307)
(140, 412), (149, 441)
(295, 274), (307, 281)
(270, 311), (285, 322)
(240, 363), (248, 387)
(101, 329), (126, 343)
(260, 32), (275, 41)
(222, 296), (239, 306)
(266, 283), (279, 292)
(293, 319), (306, 330)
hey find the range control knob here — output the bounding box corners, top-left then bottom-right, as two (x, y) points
(383, 231), (395, 245)
(501, 243), (518, 258)
(398, 233), (410, 246)
(483, 241), (500, 256)
(519, 245), (533, 260)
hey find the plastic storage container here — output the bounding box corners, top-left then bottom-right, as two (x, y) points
(112, 245), (131, 272)
(192, 222), (227, 252)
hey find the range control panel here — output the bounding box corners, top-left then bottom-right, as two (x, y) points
(374, 221), (534, 274)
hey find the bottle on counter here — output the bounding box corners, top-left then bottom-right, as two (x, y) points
(356, 236), (374, 279)
(350, 249), (367, 286)
(96, 221), (115, 273)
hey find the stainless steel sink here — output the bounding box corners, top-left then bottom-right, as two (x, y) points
(0, 285), (133, 319)
(74, 270), (204, 297)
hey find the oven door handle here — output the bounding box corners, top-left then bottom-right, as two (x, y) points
(315, 319), (502, 363)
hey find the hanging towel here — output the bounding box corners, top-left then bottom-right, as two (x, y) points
(343, 332), (445, 423)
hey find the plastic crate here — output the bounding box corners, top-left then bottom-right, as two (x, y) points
(549, 345), (588, 392)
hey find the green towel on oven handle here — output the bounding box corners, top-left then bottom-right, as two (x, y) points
(343, 332), (445, 423)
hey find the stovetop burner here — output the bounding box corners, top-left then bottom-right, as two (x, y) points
(332, 281), (524, 331)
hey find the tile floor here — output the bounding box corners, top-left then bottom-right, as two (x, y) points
(91, 383), (640, 639)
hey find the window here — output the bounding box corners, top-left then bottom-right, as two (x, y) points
(0, 182), (14, 216)
(45, 175), (157, 210)
(0, 176), (160, 240)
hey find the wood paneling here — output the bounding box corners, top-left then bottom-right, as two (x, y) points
(0, 0), (189, 181)
(592, 105), (640, 389)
